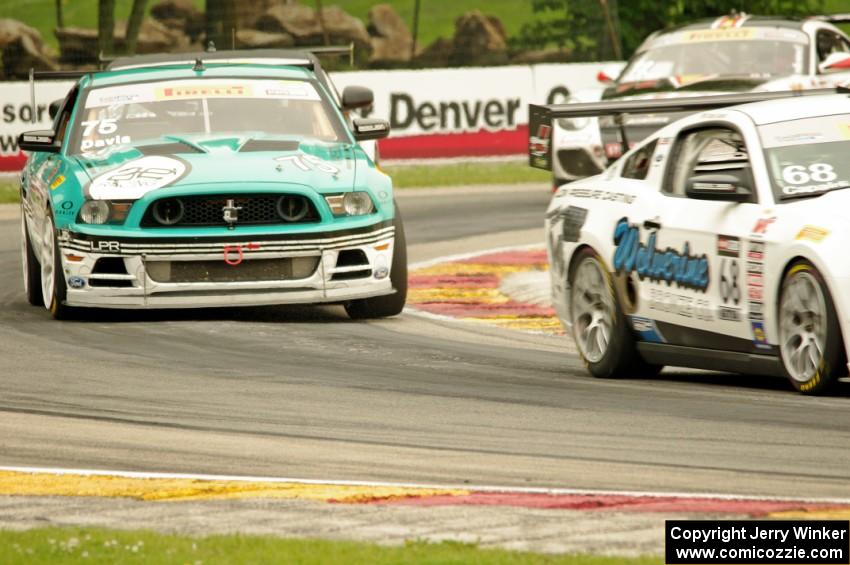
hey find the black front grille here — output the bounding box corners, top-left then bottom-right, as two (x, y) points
(141, 194), (320, 227)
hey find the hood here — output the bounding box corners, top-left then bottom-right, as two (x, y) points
(73, 135), (363, 201)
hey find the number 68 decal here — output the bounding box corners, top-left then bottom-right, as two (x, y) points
(781, 163), (837, 185)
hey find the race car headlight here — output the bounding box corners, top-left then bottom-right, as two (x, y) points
(325, 192), (375, 216)
(79, 200), (110, 224)
(78, 200), (132, 225)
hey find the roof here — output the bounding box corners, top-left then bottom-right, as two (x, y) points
(732, 93), (850, 125)
(662, 15), (806, 34)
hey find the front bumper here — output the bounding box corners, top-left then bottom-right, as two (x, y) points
(57, 222), (397, 309)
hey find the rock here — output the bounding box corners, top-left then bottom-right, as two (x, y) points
(257, 4), (370, 50)
(256, 4), (323, 43)
(413, 36), (452, 67)
(0, 18), (44, 51)
(236, 29), (294, 49)
(320, 5), (371, 50)
(449, 10), (508, 66)
(115, 18), (189, 54)
(368, 4), (412, 64)
(55, 27), (98, 65)
(56, 19), (188, 65)
(151, 0), (205, 41)
(2, 34), (58, 78)
(511, 48), (572, 64)
(234, 0), (277, 28)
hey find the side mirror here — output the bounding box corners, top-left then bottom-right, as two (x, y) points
(48, 99), (64, 121)
(686, 172), (752, 202)
(17, 130), (60, 153)
(352, 118), (389, 141)
(341, 85), (374, 111)
(818, 52), (850, 73)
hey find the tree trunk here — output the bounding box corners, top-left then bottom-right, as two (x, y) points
(315, 0), (329, 46)
(55, 0), (64, 29)
(124, 0), (148, 55)
(98, 0), (115, 57)
(206, 0), (237, 50)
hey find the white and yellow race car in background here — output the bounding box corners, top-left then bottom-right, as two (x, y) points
(532, 88), (850, 394)
(551, 13), (850, 186)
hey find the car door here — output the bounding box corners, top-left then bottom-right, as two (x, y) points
(639, 123), (769, 353)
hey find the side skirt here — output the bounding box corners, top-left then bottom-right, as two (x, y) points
(636, 342), (783, 377)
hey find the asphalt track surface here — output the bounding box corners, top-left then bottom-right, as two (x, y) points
(2, 184), (850, 499)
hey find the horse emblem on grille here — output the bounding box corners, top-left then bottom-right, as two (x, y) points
(222, 199), (242, 229)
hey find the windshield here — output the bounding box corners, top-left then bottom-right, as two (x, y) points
(760, 114), (850, 200)
(618, 28), (809, 88)
(70, 78), (348, 156)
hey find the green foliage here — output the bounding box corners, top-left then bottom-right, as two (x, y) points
(0, 526), (667, 565)
(514, 0), (827, 61)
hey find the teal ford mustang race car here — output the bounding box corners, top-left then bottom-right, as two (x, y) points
(17, 51), (406, 319)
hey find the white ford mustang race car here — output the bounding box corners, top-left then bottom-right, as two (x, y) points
(532, 88), (850, 394)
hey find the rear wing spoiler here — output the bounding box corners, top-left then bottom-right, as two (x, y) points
(811, 14), (850, 24)
(527, 88), (845, 170)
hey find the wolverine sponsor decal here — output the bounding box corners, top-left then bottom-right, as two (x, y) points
(612, 217), (709, 291)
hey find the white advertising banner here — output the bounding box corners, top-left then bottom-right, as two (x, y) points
(0, 62), (621, 169)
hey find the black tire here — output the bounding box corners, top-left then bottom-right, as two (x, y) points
(345, 210), (408, 320)
(778, 261), (845, 395)
(20, 200), (44, 306)
(568, 247), (660, 378)
(42, 213), (75, 320)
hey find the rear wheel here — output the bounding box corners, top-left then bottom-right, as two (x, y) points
(345, 211), (407, 320)
(20, 199), (43, 306)
(40, 213), (74, 320)
(569, 248), (660, 378)
(778, 261), (844, 395)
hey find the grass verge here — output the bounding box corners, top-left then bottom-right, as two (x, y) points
(0, 181), (19, 204)
(1, 527), (663, 565)
(0, 161), (549, 203)
(384, 161), (549, 188)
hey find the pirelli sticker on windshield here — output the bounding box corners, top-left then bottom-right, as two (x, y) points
(683, 28), (754, 42)
(157, 84), (252, 100)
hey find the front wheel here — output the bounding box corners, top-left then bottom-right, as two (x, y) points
(345, 212), (407, 320)
(778, 261), (845, 395)
(40, 213), (74, 320)
(20, 199), (43, 306)
(568, 248), (659, 378)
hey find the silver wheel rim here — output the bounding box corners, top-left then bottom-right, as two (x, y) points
(571, 257), (614, 363)
(40, 217), (56, 309)
(779, 270), (827, 383)
(20, 205), (29, 295)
